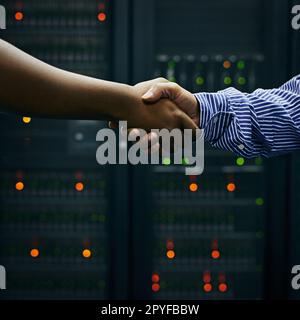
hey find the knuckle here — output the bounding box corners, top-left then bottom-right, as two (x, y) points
(170, 82), (180, 90)
(156, 77), (168, 83)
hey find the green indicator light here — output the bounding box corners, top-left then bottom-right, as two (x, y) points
(224, 76), (232, 85)
(168, 76), (176, 82)
(255, 157), (263, 165)
(163, 158), (171, 165)
(237, 60), (245, 70)
(196, 76), (205, 86)
(238, 77), (246, 85)
(182, 157), (190, 165)
(236, 157), (245, 166)
(256, 197), (264, 206)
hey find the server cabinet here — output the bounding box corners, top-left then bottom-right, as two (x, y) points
(0, 0), (130, 299)
(131, 0), (290, 299)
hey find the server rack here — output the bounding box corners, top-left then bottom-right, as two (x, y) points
(0, 0), (130, 299)
(131, 0), (291, 299)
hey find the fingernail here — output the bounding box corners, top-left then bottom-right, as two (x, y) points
(142, 91), (154, 99)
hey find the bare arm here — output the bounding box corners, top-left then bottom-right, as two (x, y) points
(0, 39), (143, 121)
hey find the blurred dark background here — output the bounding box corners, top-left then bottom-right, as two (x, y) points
(0, 0), (299, 300)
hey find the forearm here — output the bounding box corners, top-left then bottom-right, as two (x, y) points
(195, 75), (300, 157)
(0, 39), (141, 121)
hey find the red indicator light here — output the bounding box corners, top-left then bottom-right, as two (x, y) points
(211, 249), (220, 259)
(152, 283), (160, 292)
(166, 240), (174, 250)
(152, 273), (160, 283)
(203, 272), (211, 283)
(15, 12), (24, 21)
(97, 12), (106, 22)
(203, 283), (212, 292)
(218, 283), (228, 292)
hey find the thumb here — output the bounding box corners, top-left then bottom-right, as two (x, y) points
(142, 86), (164, 102)
(142, 82), (179, 103)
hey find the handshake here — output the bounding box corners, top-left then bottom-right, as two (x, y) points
(108, 78), (200, 150)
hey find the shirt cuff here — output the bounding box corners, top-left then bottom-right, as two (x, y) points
(194, 91), (233, 143)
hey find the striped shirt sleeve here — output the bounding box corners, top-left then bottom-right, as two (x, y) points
(194, 75), (300, 158)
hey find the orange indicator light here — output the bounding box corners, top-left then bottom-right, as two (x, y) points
(15, 181), (24, 191)
(30, 248), (39, 258)
(82, 249), (92, 258)
(211, 249), (220, 259)
(166, 250), (175, 259)
(226, 182), (236, 192)
(98, 12), (106, 22)
(75, 182), (84, 192)
(15, 12), (24, 21)
(223, 60), (231, 69)
(189, 183), (198, 192)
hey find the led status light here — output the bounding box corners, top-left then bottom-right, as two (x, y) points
(97, 12), (107, 22)
(162, 157), (171, 166)
(189, 183), (198, 192)
(30, 248), (39, 258)
(238, 77), (246, 85)
(237, 60), (245, 70)
(82, 249), (92, 258)
(224, 76), (232, 85)
(75, 182), (84, 192)
(211, 249), (220, 259)
(196, 76), (205, 86)
(152, 273), (160, 283)
(15, 181), (24, 191)
(22, 117), (31, 124)
(166, 240), (174, 250)
(236, 157), (245, 166)
(226, 182), (236, 192)
(203, 271), (211, 283)
(223, 60), (231, 69)
(256, 197), (264, 206)
(181, 157), (189, 165)
(203, 283), (212, 292)
(218, 283), (228, 293)
(15, 12), (24, 21)
(166, 250), (175, 260)
(152, 283), (160, 292)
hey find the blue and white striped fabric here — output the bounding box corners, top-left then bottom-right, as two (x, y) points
(194, 75), (300, 158)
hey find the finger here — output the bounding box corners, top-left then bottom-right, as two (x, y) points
(142, 82), (179, 103)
